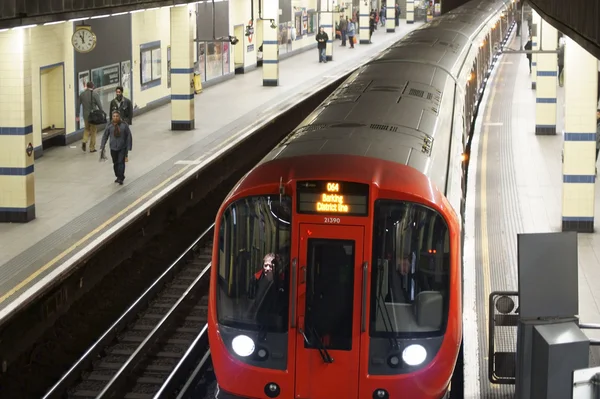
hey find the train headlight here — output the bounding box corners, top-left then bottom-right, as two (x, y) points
(232, 335), (255, 357)
(402, 344), (427, 366)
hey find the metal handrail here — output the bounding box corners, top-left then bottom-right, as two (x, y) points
(43, 223), (215, 399)
(96, 262), (212, 398)
(154, 324), (210, 398)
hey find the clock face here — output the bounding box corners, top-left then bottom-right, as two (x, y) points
(72, 29), (97, 53)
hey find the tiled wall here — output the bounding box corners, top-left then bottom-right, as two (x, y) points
(230, 0), (258, 68)
(131, 8), (172, 109)
(30, 23), (74, 149)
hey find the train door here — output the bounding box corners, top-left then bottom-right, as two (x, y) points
(294, 224), (364, 399)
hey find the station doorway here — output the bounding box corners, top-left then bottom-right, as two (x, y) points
(40, 63), (66, 150)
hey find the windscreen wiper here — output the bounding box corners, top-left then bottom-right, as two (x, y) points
(310, 326), (334, 363)
(298, 327), (334, 363)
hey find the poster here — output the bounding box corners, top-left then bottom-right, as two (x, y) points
(141, 50), (152, 84)
(121, 60), (131, 99)
(77, 70), (90, 130)
(91, 63), (120, 112)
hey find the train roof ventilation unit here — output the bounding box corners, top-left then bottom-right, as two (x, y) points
(369, 123), (399, 132)
(402, 82), (442, 115)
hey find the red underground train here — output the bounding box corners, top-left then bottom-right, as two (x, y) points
(208, 0), (515, 398)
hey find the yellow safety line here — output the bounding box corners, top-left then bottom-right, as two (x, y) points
(481, 62), (503, 361)
(0, 132), (243, 305)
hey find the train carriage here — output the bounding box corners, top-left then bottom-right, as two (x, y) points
(208, 1), (515, 398)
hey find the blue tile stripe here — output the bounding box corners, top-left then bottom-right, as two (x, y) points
(0, 205), (35, 213)
(172, 119), (194, 124)
(171, 68), (194, 74)
(171, 94), (194, 101)
(536, 98), (557, 103)
(532, 42), (537, 46)
(0, 165), (34, 176)
(562, 216), (594, 222)
(563, 175), (595, 183)
(359, 14), (370, 17)
(263, 40), (278, 45)
(263, 59), (279, 64)
(532, 62), (537, 66)
(0, 125), (33, 136)
(322, 24), (333, 28)
(536, 124), (556, 129)
(537, 70), (557, 77)
(564, 133), (596, 141)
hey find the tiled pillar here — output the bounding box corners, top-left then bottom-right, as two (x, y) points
(535, 19), (558, 135)
(406, 0), (414, 24)
(0, 28), (35, 223)
(320, 0), (334, 61)
(386, 0), (395, 32)
(170, 5), (195, 130)
(530, 10), (541, 90)
(262, 1), (279, 86)
(562, 37), (598, 233)
(359, 0), (370, 44)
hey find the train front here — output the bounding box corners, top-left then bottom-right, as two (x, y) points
(208, 173), (461, 399)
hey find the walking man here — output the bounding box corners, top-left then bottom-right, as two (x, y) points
(110, 86), (133, 125)
(77, 81), (104, 153)
(100, 111), (133, 185)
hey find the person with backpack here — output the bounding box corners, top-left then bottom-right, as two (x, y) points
(76, 81), (104, 153)
(100, 111), (133, 185)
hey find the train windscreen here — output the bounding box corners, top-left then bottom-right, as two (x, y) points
(370, 200), (450, 337)
(216, 195), (292, 333)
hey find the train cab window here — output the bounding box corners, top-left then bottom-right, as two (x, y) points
(304, 239), (355, 351)
(370, 200), (450, 337)
(216, 196), (292, 333)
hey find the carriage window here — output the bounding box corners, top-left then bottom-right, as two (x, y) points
(370, 200), (450, 337)
(217, 196), (292, 333)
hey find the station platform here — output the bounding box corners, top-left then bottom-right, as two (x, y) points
(0, 24), (422, 322)
(464, 30), (600, 397)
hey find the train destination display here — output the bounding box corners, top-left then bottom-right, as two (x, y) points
(296, 180), (369, 216)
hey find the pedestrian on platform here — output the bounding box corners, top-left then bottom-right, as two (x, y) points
(395, 4), (400, 26)
(369, 11), (376, 43)
(110, 86), (133, 125)
(77, 81), (104, 153)
(347, 19), (356, 49)
(524, 37), (532, 73)
(316, 27), (329, 63)
(100, 111), (133, 185)
(339, 16), (348, 47)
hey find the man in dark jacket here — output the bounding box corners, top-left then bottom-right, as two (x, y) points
(109, 86), (133, 125)
(339, 16), (348, 47)
(100, 111), (133, 185)
(524, 37), (532, 73)
(316, 27), (328, 63)
(77, 81), (104, 153)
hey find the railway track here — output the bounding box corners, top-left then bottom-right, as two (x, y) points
(43, 225), (216, 399)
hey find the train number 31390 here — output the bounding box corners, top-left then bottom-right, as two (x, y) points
(324, 217), (341, 224)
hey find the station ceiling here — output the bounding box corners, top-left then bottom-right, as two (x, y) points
(0, 0), (599, 60)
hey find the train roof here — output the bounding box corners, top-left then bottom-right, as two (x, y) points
(257, 0), (510, 195)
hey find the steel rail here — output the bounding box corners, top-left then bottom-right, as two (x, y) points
(43, 223), (215, 399)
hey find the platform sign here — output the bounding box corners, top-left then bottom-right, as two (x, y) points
(296, 180), (369, 216)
